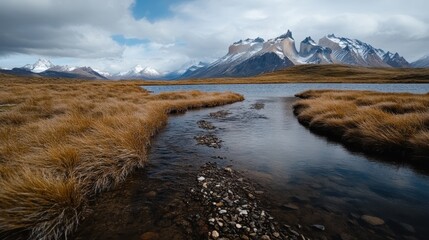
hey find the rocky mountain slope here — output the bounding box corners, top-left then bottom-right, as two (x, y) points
(184, 31), (411, 78)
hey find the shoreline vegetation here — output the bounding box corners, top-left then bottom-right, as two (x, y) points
(0, 77), (243, 240)
(140, 65), (429, 85)
(293, 90), (429, 159)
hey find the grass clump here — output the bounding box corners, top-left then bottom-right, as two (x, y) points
(293, 90), (429, 158)
(0, 77), (243, 239)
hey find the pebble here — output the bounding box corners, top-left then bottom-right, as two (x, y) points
(190, 162), (308, 240)
(198, 176), (205, 181)
(209, 110), (231, 118)
(144, 191), (157, 198)
(282, 203), (299, 210)
(311, 224), (325, 231)
(211, 230), (220, 239)
(197, 120), (216, 130)
(290, 230), (300, 236)
(239, 210), (248, 215)
(361, 215), (385, 226)
(261, 235), (271, 240)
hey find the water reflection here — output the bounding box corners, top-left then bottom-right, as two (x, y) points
(143, 84), (429, 239)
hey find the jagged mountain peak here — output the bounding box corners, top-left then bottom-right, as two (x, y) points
(23, 58), (55, 73)
(233, 37), (265, 45)
(183, 31), (411, 79)
(276, 30), (294, 40)
(302, 37), (316, 45)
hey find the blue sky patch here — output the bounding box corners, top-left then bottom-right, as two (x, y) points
(131, 0), (187, 21)
(112, 34), (150, 46)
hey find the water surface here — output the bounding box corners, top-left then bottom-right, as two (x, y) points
(75, 84), (429, 239)
(143, 83), (429, 239)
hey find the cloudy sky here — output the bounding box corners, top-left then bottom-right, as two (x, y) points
(0, 0), (428, 73)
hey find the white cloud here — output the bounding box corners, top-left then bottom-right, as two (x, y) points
(0, 0), (428, 71)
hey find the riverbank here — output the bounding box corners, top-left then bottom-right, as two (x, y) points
(293, 89), (429, 159)
(0, 79), (243, 240)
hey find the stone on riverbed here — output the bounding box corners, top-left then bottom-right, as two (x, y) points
(197, 120), (216, 130)
(140, 232), (159, 240)
(311, 224), (325, 231)
(282, 203), (299, 210)
(361, 215), (385, 226)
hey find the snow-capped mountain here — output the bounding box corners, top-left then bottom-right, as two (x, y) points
(23, 58), (55, 73)
(318, 34), (409, 67)
(18, 59), (107, 79)
(116, 65), (163, 79)
(183, 31), (411, 78)
(412, 55), (429, 68)
(93, 69), (112, 78)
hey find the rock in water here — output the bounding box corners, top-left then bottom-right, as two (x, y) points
(311, 224), (325, 231)
(361, 215), (384, 226)
(282, 203), (299, 210)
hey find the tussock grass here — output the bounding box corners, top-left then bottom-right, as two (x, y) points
(0, 77), (243, 240)
(294, 90), (429, 158)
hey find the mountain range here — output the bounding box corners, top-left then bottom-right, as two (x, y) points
(1, 30), (428, 80)
(0, 59), (107, 80)
(184, 31), (419, 78)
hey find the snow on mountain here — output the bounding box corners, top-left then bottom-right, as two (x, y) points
(181, 31), (411, 79)
(318, 34), (390, 67)
(116, 65), (163, 79)
(93, 69), (112, 78)
(48, 65), (77, 72)
(298, 37), (333, 64)
(181, 62), (210, 78)
(23, 58), (55, 73)
(317, 34), (410, 67)
(260, 30), (299, 63)
(412, 55), (429, 68)
(382, 52), (410, 68)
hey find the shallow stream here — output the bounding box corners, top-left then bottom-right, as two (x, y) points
(75, 84), (429, 240)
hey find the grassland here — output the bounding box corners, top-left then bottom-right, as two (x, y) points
(293, 90), (429, 158)
(140, 65), (429, 85)
(0, 76), (243, 240)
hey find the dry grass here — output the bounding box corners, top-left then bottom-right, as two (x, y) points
(0, 76), (243, 240)
(140, 64), (429, 85)
(293, 89), (429, 158)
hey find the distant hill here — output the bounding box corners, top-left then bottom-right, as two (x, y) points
(412, 55), (429, 68)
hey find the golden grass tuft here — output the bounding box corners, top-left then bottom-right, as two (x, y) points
(294, 90), (429, 157)
(0, 78), (243, 239)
